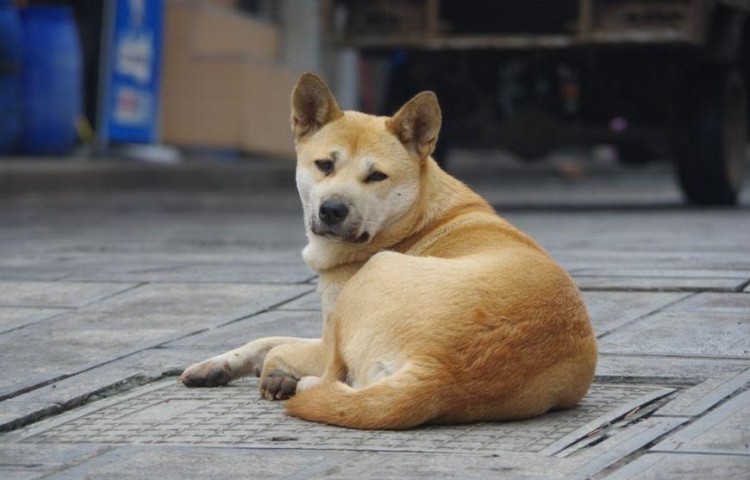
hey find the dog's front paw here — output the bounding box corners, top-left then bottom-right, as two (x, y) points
(180, 356), (234, 387)
(260, 369), (299, 400)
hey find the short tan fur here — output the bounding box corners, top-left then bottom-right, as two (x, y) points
(181, 73), (597, 430)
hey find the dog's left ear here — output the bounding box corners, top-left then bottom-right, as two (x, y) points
(387, 91), (442, 160)
(291, 73), (343, 139)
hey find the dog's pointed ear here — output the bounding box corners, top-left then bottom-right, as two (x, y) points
(387, 91), (442, 160)
(291, 73), (343, 139)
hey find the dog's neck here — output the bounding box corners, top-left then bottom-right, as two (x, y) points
(301, 158), (491, 273)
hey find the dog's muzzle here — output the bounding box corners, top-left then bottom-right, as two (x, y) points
(312, 200), (370, 243)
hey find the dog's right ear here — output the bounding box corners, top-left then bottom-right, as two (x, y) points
(291, 73), (343, 139)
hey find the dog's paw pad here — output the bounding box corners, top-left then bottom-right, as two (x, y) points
(180, 359), (232, 387)
(260, 369), (299, 400)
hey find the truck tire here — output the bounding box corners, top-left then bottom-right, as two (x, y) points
(676, 67), (747, 205)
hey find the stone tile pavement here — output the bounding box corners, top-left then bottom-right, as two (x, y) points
(0, 161), (749, 478)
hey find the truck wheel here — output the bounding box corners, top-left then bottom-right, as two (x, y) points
(676, 67), (747, 205)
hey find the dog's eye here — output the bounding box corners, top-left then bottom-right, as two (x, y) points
(314, 160), (334, 175)
(365, 171), (388, 183)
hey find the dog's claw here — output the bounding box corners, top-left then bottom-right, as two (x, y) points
(260, 369), (299, 400)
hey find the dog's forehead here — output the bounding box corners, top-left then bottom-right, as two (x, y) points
(297, 111), (408, 173)
(323, 113), (399, 159)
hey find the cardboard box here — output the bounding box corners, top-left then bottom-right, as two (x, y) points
(204, 0), (237, 10)
(192, 4), (279, 59)
(161, 1), (297, 158)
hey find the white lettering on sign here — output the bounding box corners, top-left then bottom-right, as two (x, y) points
(116, 32), (152, 84)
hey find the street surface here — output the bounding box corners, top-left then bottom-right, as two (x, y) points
(0, 157), (748, 478)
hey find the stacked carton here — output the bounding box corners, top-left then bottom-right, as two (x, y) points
(161, 0), (297, 157)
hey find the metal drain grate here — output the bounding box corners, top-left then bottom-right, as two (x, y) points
(24, 379), (673, 456)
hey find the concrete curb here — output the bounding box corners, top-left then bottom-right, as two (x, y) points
(0, 158), (296, 194)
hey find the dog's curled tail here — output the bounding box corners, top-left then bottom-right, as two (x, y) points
(285, 369), (443, 430)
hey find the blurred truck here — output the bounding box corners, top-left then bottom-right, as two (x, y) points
(325, 0), (750, 205)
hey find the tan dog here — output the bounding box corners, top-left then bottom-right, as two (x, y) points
(180, 73), (597, 430)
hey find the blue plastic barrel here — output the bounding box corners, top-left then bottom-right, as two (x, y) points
(0, 0), (22, 154)
(21, 6), (83, 154)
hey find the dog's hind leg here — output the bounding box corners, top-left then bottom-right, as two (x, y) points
(180, 337), (318, 388)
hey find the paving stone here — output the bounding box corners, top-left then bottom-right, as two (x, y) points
(10, 378), (673, 458)
(501, 209), (750, 255)
(60, 250), (306, 265)
(662, 292), (750, 315)
(574, 275), (746, 292)
(0, 261), (69, 281)
(316, 450), (566, 480)
(656, 368), (750, 417)
(0, 443), (110, 480)
(69, 261), (314, 284)
(0, 243), (298, 264)
(582, 292), (688, 336)
(0, 284), (310, 398)
(595, 354), (750, 380)
(0, 307), (69, 334)
(112, 347), (215, 376)
(0, 319), (165, 398)
(0, 399), (54, 432)
(78, 283), (310, 318)
(551, 250), (750, 273)
(575, 267), (750, 279)
(36, 445), (567, 480)
(277, 290), (321, 311)
(0, 255), (184, 282)
(598, 312), (750, 358)
(0, 348), (190, 431)
(652, 388), (750, 455)
(560, 416), (689, 479)
(0, 281), (137, 307)
(605, 452), (750, 480)
(0, 249), (307, 284)
(164, 310), (321, 350)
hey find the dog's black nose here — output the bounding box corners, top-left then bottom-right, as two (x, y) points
(319, 200), (349, 226)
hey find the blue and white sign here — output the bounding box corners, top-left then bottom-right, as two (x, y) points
(98, 0), (163, 145)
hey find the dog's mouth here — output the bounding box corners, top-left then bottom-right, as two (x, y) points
(311, 224), (370, 244)
(355, 232), (370, 243)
